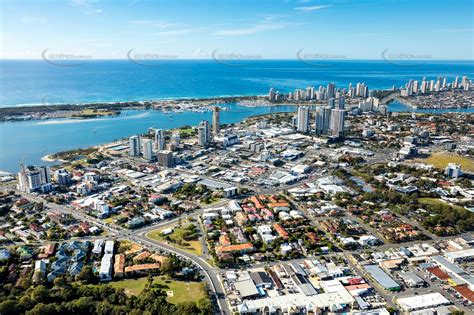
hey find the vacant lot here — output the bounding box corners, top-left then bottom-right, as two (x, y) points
(418, 197), (466, 211)
(110, 276), (206, 304)
(419, 153), (474, 173)
(147, 225), (203, 256)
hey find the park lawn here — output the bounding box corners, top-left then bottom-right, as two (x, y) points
(350, 169), (372, 181)
(177, 127), (195, 136)
(110, 276), (206, 304)
(419, 153), (474, 172)
(110, 277), (148, 295)
(147, 226), (203, 256)
(418, 197), (466, 211)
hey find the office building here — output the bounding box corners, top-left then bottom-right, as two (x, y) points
(445, 163), (462, 178)
(330, 109), (346, 137)
(157, 150), (174, 168)
(142, 138), (154, 161)
(18, 164), (52, 193)
(129, 135), (141, 157)
(297, 106), (310, 133)
(212, 106), (220, 134)
(154, 129), (165, 151)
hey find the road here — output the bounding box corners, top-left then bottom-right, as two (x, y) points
(20, 192), (231, 315)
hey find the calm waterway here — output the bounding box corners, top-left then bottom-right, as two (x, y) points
(1, 101), (472, 173)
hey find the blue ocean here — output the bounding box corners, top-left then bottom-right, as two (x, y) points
(1, 60), (473, 106)
(1, 60), (473, 172)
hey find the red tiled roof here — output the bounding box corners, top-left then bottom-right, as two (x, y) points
(453, 285), (474, 302)
(427, 266), (450, 280)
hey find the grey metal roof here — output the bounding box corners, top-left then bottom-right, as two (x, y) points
(364, 264), (400, 290)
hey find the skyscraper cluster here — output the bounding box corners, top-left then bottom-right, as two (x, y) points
(129, 127), (178, 164)
(268, 81), (370, 102)
(296, 99), (346, 138)
(401, 76), (471, 97)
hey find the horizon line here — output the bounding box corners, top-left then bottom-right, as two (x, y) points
(1, 58), (474, 62)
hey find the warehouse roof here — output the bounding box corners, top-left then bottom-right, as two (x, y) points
(397, 293), (450, 311)
(364, 264), (400, 290)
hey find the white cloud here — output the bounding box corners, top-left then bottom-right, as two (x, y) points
(71, 0), (104, 15)
(294, 5), (332, 11)
(215, 23), (286, 37)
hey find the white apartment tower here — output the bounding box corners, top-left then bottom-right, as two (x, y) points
(330, 109), (346, 137)
(154, 129), (165, 151)
(142, 138), (154, 161)
(129, 135), (141, 157)
(297, 106), (310, 133)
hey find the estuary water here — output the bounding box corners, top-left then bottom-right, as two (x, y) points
(0, 103), (296, 172)
(1, 101), (472, 173)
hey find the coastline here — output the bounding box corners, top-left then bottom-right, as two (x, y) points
(41, 154), (66, 163)
(2, 86), (473, 122)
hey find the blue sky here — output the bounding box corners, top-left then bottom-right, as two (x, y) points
(1, 0), (473, 60)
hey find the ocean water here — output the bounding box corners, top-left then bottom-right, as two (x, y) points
(1, 60), (473, 106)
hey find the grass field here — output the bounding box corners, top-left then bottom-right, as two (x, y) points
(110, 276), (206, 304)
(419, 153), (474, 173)
(103, 213), (126, 224)
(177, 127), (195, 136)
(418, 197), (466, 211)
(147, 225), (203, 256)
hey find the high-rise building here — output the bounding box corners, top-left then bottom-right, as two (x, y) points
(197, 120), (211, 146)
(453, 76), (459, 89)
(18, 164), (52, 193)
(129, 135), (141, 157)
(212, 106), (220, 134)
(297, 106), (310, 133)
(338, 96), (345, 109)
(268, 88), (276, 102)
(326, 83), (335, 99)
(306, 87), (313, 100)
(170, 133), (180, 148)
(157, 150), (174, 168)
(54, 169), (71, 186)
(315, 106), (331, 135)
(142, 138), (154, 161)
(154, 129), (165, 151)
(328, 98), (336, 109)
(330, 109), (346, 137)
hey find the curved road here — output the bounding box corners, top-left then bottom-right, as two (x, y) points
(21, 192), (230, 315)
